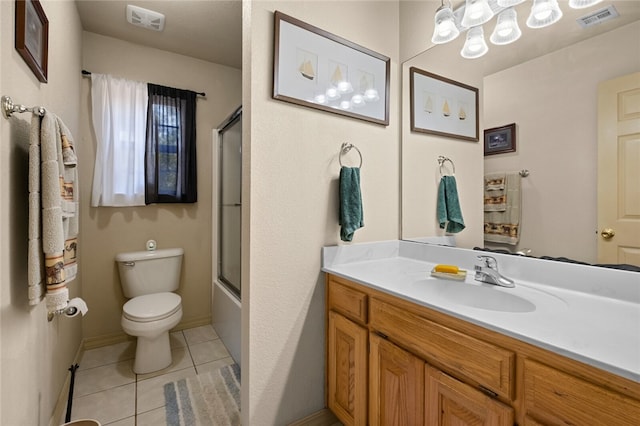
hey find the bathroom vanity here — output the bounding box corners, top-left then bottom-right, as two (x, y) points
(322, 241), (640, 425)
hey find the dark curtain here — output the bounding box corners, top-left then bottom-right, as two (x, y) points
(145, 83), (197, 204)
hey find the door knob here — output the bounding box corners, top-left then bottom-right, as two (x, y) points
(600, 228), (615, 240)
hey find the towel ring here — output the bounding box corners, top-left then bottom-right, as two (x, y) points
(437, 156), (455, 176)
(339, 142), (363, 168)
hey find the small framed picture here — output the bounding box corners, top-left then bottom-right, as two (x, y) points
(484, 123), (516, 156)
(15, 0), (49, 83)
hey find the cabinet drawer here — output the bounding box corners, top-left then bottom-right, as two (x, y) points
(328, 278), (368, 325)
(370, 298), (514, 399)
(523, 359), (640, 426)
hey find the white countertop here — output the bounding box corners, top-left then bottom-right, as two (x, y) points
(322, 240), (640, 383)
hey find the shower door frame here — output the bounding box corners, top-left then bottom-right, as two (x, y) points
(217, 106), (242, 299)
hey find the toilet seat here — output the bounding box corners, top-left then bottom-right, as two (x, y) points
(123, 292), (181, 322)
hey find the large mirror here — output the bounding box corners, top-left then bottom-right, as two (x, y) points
(400, 1), (640, 265)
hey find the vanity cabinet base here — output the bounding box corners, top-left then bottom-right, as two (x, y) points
(325, 274), (640, 426)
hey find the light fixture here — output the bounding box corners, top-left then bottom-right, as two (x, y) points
(569, 0), (603, 9)
(461, 0), (495, 28)
(432, 0), (460, 44)
(431, 0), (574, 59)
(461, 26), (488, 59)
(490, 8), (521, 45)
(527, 0), (563, 28)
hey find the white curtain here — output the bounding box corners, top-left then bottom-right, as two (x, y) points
(90, 73), (148, 206)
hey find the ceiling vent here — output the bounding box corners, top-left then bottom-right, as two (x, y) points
(576, 4), (619, 28)
(126, 5), (165, 32)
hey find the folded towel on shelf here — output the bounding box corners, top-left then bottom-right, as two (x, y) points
(437, 175), (465, 234)
(484, 172), (506, 211)
(28, 111), (79, 310)
(339, 166), (364, 242)
(484, 172), (521, 245)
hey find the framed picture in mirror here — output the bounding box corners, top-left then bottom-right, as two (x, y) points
(484, 123), (516, 156)
(273, 11), (390, 126)
(410, 67), (478, 141)
(15, 0), (49, 83)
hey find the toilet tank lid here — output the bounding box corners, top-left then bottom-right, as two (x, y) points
(115, 247), (184, 262)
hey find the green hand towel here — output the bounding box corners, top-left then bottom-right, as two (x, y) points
(437, 175), (465, 234)
(339, 167), (364, 242)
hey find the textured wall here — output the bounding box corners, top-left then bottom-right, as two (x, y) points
(243, 1), (400, 424)
(0, 1), (83, 424)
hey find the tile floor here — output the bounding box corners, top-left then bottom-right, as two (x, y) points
(64, 324), (235, 426)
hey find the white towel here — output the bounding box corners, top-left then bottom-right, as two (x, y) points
(28, 115), (44, 304)
(28, 111), (79, 311)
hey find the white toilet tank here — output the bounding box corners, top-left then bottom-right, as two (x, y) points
(116, 248), (184, 298)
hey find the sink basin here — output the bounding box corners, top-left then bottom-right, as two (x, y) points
(428, 280), (536, 313)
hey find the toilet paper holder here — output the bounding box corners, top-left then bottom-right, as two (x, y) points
(47, 305), (77, 321)
(47, 298), (88, 322)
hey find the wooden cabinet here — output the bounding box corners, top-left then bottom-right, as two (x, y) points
(369, 333), (424, 426)
(325, 274), (640, 426)
(425, 365), (513, 426)
(523, 359), (640, 426)
(370, 297), (514, 400)
(327, 310), (368, 426)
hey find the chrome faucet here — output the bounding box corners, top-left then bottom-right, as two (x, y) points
(474, 255), (515, 288)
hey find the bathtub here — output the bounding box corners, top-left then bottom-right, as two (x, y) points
(212, 281), (241, 368)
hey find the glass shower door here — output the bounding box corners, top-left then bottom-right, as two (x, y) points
(218, 107), (242, 298)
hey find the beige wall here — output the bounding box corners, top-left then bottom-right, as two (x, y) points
(484, 21), (640, 263)
(79, 32), (242, 344)
(243, 1), (400, 423)
(0, 1), (83, 424)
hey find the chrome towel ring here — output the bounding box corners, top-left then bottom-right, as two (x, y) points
(339, 142), (363, 168)
(438, 155), (455, 176)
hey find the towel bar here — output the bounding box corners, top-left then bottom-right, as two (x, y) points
(1, 96), (45, 119)
(339, 142), (363, 168)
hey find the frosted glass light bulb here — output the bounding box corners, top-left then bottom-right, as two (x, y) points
(490, 8), (522, 45)
(461, 26), (488, 59)
(432, 4), (460, 44)
(461, 0), (494, 28)
(527, 0), (563, 29)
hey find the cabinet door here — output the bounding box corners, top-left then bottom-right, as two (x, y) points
(425, 365), (513, 426)
(370, 333), (424, 426)
(327, 311), (368, 426)
(523, 359), (640, 426)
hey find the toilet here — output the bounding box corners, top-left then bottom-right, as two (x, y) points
(115, 247), (184, 374)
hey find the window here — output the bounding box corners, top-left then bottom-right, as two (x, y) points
(90, 77), (198, 206)
(152, 104), (179, 196)
(145, 84), (198, 204)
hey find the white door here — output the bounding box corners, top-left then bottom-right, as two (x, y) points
(597, 72), (640, 266)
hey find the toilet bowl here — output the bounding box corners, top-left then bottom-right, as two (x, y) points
(121, 292), (183, 374)
(116, 247), (184, 374)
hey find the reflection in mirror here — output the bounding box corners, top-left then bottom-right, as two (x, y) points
(401, 1), (640, 266)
